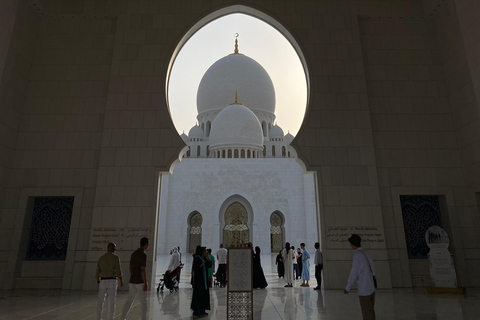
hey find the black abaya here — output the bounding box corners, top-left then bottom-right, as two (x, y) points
(190, 255), (210, 314)
(276, 253), (285, 278)
(252, 253), (268, 289)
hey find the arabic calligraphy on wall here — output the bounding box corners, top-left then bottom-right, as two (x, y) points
(326, 226), (384, 244)
(90, 227), (149, 251)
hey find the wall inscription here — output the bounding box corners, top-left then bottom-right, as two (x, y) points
(90, 227), (149, 251)
(326, 226), (384, 244)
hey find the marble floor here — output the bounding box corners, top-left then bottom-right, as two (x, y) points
(0, 254), (478, 319)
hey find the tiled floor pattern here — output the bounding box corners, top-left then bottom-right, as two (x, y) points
(0, 254), (478, 319)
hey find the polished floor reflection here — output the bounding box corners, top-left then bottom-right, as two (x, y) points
(0, 254), (478, 319)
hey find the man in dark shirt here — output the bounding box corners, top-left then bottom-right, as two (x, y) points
(121, 237), (149, 320)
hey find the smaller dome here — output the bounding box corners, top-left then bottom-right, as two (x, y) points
(188, 125), (203, 140)
(269, 125), (284, 139)
(180, 132), (189, 143)
(209, 104), (263, 149)
(284, 132), (295, 145)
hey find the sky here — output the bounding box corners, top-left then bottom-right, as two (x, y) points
(167, 13), (307, 137)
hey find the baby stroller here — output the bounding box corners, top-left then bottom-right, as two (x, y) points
(157, 265), (182, 293)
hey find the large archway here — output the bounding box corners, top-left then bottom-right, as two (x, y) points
(155, 5), (320, 290)
(166, 7), (310, 138)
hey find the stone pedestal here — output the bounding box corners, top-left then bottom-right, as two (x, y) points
(227, 247), (253, 319)
(425, 226), (458, 288)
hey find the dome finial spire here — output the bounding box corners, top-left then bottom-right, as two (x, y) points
(231, 91), (241, 105)
(234, 33), (239, 54)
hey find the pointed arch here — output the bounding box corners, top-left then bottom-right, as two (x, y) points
(218, 194), (254, 247)
(187, 211), (203, 253)
(270, 211), (285, 252)
(165, 5), (311, 133)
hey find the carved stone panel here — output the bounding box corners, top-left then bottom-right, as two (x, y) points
(223, 202), (249, 248)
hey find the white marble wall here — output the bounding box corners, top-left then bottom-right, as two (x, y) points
(157, 158), (318, 254)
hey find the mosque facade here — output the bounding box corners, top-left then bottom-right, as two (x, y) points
(157, 44), (318, 254)
(0, 0), (479, 292)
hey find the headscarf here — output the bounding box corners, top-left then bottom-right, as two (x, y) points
(172, 247), (178, 254)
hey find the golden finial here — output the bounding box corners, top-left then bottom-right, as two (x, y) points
(234, 33), (239, 54)
(230, 91), (241, 105)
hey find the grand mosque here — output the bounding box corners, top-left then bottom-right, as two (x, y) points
(1, 1), (479, 307)
(157, 39), (318, 254)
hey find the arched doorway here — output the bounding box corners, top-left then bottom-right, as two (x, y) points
(188, 212), (203, 253)
(270, 211), (284, 252)
(223, 202), (249, 248)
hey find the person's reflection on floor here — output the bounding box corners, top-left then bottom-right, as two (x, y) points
(158, 291), (180, 318)
(284, 287), (297, 319)
(252, 287), (268, 319)
(303, 287), (313, 318)
(315, 287), (325, 312)
(271, 288), (286, 303)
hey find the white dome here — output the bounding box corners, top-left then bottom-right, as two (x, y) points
(270, 125), (284, 139)
(209, 104), (263, 149)
(197, 54), (275, 115)
(188, 125), (203, 140)
(284, 132), (295, 145)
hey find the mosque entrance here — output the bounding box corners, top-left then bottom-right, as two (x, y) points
(223, 202), (249, 248)
(270, 212), (284, 252)
(188, 212), (203, 253)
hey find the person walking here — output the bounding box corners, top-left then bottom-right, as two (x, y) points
(191, 246), (210, 317)
(167, 247), (182, 289)
(276, 250), (284, 278)
(313, 242), (323, 290)
(121, 237), (149, 320)
(296, 247), (303, 280)
(344, 234), (376, 320)
(207, 249), (215, 288)
(282, 242), (295, 287)
(252, 246), (268, 289)
(95, 242), (123, 320)
(292, 246), (298, 280)
(176, 246), (182, 283)
(168, 247), (181, 272)
(216, 244), (228, 287)
(300, 243), (310, 287)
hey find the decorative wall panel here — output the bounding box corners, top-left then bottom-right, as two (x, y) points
(189, 212), (203, 253)
(400, 195), (442, 259)
(227, 248), (253, 319)
(26, 197), (74, 261)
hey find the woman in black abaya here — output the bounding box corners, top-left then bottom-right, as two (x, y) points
(252, 246), (268, 289)
(276, 250), (285, 278)
(191, 246), (210, 317)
